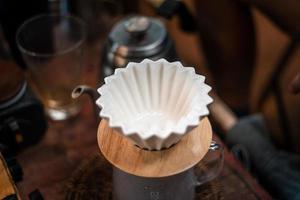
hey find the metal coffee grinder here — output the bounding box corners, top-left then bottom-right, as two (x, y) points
(100, 15), (177, 80)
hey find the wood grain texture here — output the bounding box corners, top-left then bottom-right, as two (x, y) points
(0, 154), (20, 199)
(98, 117), (212, 178)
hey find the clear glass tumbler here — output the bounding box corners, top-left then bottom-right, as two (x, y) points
(16, 14), (86, 120)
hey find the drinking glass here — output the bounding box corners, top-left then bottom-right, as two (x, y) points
(16, 14), (86, 120)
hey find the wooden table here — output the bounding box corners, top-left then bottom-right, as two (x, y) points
(13, 99), (272, 199)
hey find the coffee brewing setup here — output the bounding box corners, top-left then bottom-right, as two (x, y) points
(73, 59), (223, 200)
(72, 16), (224, 200)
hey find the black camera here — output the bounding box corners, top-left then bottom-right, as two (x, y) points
(0, 81), (47, 156)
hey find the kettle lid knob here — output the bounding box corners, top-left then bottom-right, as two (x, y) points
(124, 16), (150, 37)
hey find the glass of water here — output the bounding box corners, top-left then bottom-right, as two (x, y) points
(17, 14), (86, 120)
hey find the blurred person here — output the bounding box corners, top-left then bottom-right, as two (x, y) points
(148, 0), (300, 153)
(194, 0), (300, 154)
(209, 72), (300, 199)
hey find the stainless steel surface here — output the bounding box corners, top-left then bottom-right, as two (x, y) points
(71, 85), (101, 119)
(101, 15), (177, 80)
(124, 16), (150, 35)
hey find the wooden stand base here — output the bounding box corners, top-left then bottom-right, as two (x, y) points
(98, 117), (212, 177)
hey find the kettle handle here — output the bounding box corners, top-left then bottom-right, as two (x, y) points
(194, 141), (224, 192)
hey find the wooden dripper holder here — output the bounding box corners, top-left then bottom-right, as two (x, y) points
(98, 117), (220, 200)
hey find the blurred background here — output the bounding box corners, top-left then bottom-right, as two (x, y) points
(0, 0), (299, 199)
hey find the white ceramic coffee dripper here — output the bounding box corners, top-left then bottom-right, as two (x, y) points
(97, 59), (213, 150)
(73, 59), (224, 200)
(97, 59), (223, 200)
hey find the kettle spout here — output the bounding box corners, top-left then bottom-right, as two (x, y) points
(72, 85), (99, 102)
(72, 85), (101, 118)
